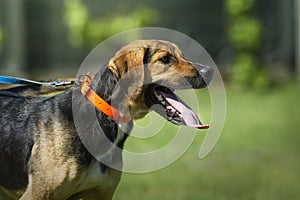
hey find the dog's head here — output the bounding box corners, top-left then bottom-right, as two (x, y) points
(108, 40), (213, 128)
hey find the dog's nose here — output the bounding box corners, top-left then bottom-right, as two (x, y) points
(199, 66), (214, 81)
(196, 63), (214, 84)
(185, 63), (214, 89)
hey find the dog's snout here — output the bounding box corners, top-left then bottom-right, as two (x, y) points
(199, 66), (214, 81)
(191, 64), (214, 88)
(195, 63), (213, 78)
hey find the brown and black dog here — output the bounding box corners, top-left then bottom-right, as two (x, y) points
(0, 40), (213, 200)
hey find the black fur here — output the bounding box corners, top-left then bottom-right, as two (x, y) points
(142, 47), (151, 65)
(0, 93), (35, 189)
(0, 67), (131, 190)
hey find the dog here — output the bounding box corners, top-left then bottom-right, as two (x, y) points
(0, 40), (213, 200)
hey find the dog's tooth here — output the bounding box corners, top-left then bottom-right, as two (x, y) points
(166, 106), (177, 117)
(178, 112), (182, 118)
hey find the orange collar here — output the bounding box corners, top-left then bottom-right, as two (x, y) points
(80, 76), (131, 123)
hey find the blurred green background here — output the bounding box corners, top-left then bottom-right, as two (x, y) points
(0, 0), (299, 199)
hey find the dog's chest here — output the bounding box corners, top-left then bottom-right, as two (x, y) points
(75, 159), (121, 192)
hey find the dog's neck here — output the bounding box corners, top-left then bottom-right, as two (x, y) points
(62, 67), (132, 151)
(58, 67), (133, 170)
(91, 68), (118, 104)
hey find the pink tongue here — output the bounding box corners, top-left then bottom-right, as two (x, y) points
(161, 91), (209, 129)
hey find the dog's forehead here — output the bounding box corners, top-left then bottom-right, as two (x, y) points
(121, 40), (181, 53)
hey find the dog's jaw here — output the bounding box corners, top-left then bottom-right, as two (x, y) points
(128, 87), (149, 119)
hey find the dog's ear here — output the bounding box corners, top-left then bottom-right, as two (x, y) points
(108, 46), (150, 117)
(108, 47), (148, 79)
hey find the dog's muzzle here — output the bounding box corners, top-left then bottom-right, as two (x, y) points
(185, 64), (214, 89)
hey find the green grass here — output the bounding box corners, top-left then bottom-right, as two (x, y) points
(113, 84), (300, 200)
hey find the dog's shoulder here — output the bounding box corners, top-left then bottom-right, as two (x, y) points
(0, 89), (52, 191)
(0, 91), (34, 191)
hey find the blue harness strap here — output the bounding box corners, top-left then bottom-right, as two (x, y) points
(0, 75), (74, 87)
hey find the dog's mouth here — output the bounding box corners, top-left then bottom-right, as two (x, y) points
(144, 84), (209, 129)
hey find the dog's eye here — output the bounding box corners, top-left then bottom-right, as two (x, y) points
(159, 55), (171, 64)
